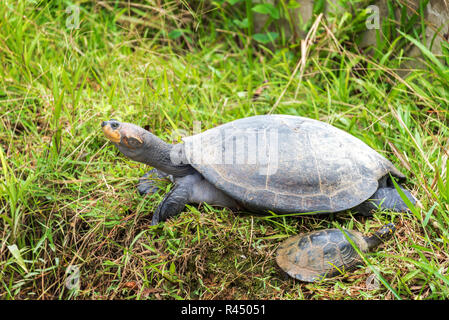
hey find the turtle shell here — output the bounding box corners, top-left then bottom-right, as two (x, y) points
(182, 115), (405, 213)
(275, 228), (368, 282)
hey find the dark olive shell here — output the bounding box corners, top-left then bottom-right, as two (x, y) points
(183, 115), (404, 214)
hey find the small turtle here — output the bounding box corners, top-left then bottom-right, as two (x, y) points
(101, 115), (415, 225)
(276, 223), (396, 282)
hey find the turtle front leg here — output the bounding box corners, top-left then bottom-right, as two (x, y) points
(137, 168), (171, 195)
(150, 173), (200, 225)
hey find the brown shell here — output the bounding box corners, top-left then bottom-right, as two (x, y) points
(182, 115), (405, 213)
(275, 229), (368, 282)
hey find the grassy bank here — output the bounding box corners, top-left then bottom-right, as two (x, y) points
(0, 1), (448, 299)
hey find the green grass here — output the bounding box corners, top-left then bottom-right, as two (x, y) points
(0, 0), (448, 299)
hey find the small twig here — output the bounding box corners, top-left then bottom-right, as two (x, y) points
(387, 140), (412, 172)
(249, 217), (254, 251)
(269, 13), (323, 114)
(389, 105), (434, 172)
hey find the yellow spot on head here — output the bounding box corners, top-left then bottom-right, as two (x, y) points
(102, 124), (121, 143)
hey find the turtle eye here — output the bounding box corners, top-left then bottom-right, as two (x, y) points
(110, 121), (119, 129)
(124, 136), (143, 148)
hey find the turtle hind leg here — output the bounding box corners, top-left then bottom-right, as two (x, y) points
(372, 186), (416, 212)
(356, 186), (416, 216)
(137, 168), (171, 195)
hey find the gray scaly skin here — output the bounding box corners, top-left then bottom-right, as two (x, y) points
(101, 118), (416, 225)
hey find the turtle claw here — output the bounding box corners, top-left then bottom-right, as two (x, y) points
(137, 177), (159, 195)
(137, 169), (170, 195)
(149, 217), (159, 226)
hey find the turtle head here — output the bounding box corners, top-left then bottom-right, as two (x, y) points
(374, 223), (396, 241)
(365, 223), (396, 251)
(101, 119), (150, 161)
(102, 119), (194, 176)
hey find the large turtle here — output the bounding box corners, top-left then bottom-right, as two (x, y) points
(275, 223), (396, 282)
(101, 115), (415, 225)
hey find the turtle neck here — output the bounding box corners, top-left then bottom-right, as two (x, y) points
(137, 132), (195, 177)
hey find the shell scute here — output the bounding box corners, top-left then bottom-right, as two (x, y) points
(276, 228), (366, 282)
